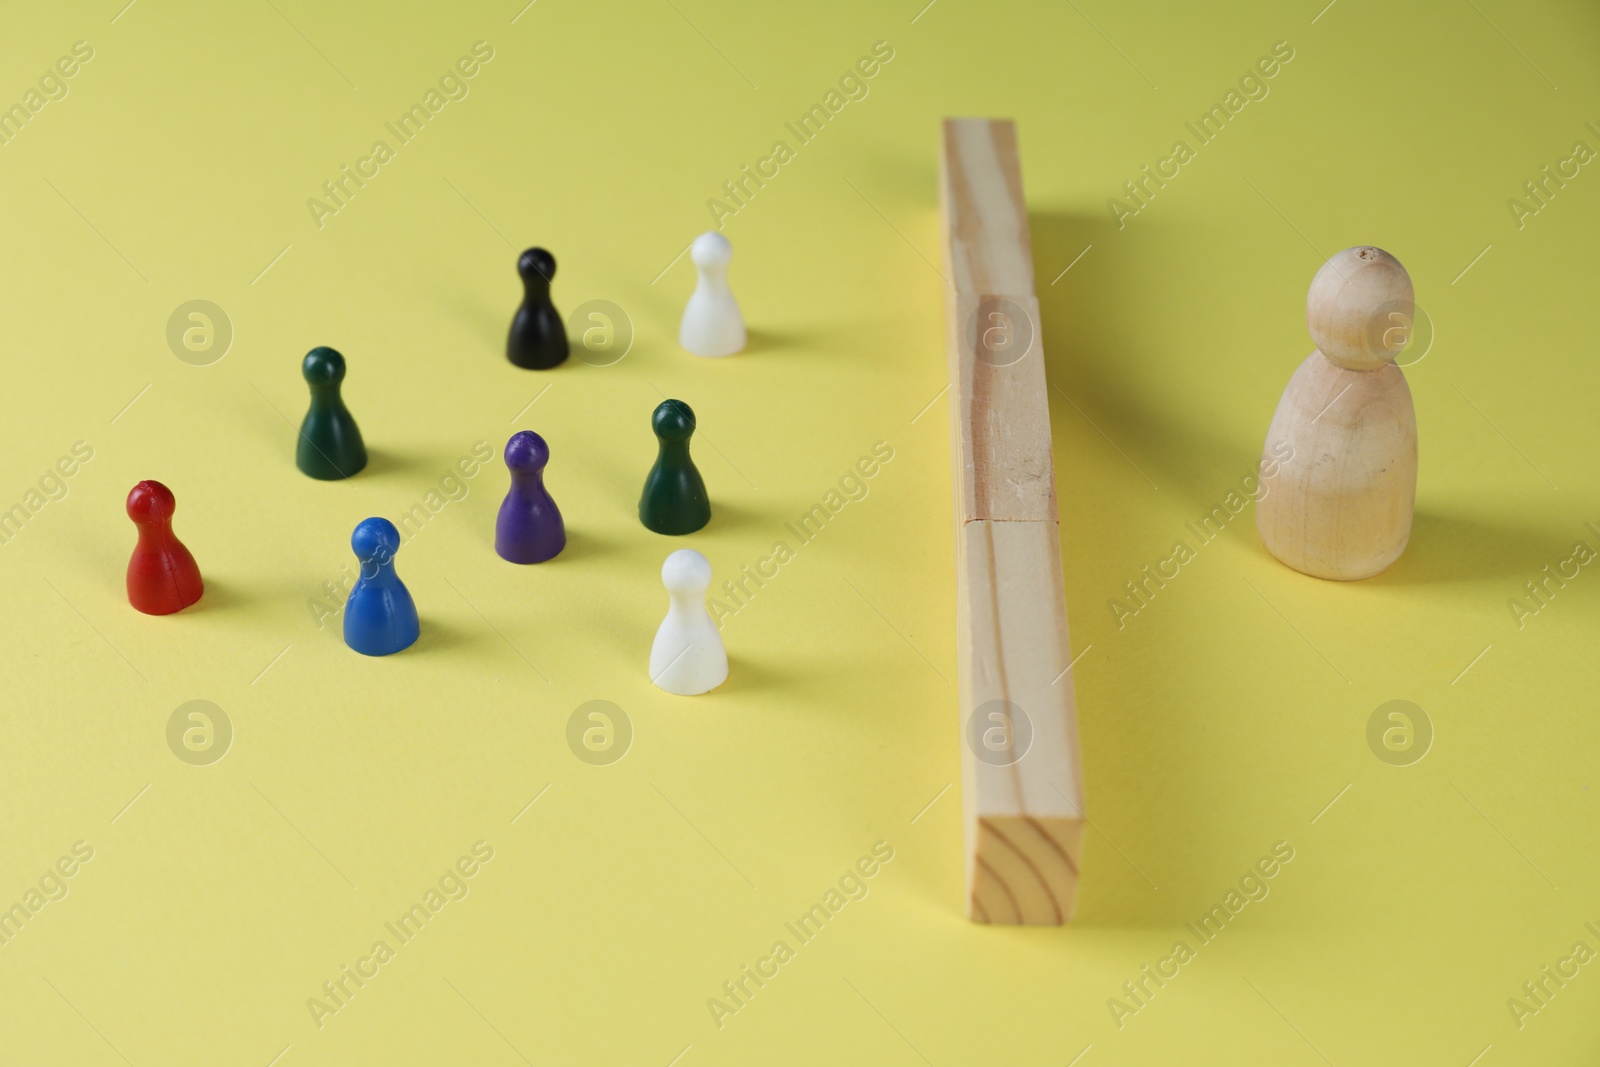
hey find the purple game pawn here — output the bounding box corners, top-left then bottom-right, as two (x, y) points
(496, 431), (566, 563)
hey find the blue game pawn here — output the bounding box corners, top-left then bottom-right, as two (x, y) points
(496, 431), (566, 563)
(343, 517), (420, 656)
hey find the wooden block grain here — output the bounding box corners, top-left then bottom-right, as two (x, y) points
(957, 520), (1085, 924)
(940, 120), (1037, 295)
(941, 118), (1085, 924)
(944, 291), (1058, 523)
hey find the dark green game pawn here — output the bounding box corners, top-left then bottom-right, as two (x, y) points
(296, 346), (367, 480)
(640, 399), (710, 535)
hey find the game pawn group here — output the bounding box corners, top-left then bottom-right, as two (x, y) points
(120, 234), (756, 692)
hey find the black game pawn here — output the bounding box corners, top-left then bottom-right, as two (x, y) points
(507, 247), (569, 370)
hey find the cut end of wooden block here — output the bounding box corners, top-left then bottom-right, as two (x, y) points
(969, 815), (1084, 925)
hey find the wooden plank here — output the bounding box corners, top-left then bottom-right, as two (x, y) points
(941, 118), (1085, 925)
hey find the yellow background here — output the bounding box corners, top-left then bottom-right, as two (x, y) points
(1, 0), (1597, 1063)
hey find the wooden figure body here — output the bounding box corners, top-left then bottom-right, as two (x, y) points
(1257, 246), (1418, 580)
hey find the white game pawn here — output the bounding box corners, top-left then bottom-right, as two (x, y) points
(679, 231), (746, 357)
(649, 549), (728, 695)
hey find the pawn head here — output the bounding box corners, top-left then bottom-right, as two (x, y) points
(690, 231), (732, 271)
(126, 479), (176, 524)
(518, 247), (556, 282)
(652, 399), (696, 443)
(661, 548), (712, 594)
(504, 430), (550, 473)
(1306, 247), (1414, 371)
(302, 346), (347, 386)
(351, 516), (401, 564)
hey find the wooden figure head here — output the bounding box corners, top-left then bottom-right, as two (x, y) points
(1306, 246), (1414, 371)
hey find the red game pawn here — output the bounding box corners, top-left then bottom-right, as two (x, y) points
(126, 480), (203, 615)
